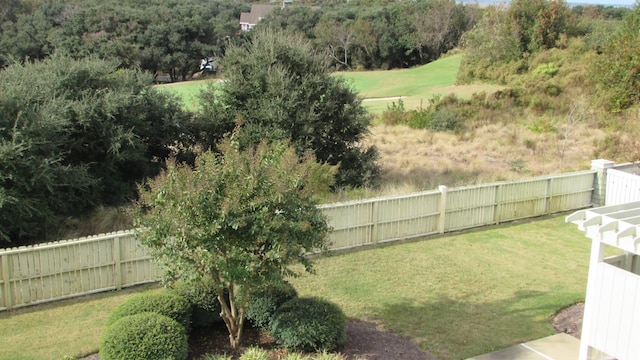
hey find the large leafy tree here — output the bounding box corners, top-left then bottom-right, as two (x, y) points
(135, 138), (336, 348)
(197, 28), (379, 188)
(508, 0), (569, 54)
(458, 4), (521, 82)
(0, 2), (65, 67)
(590, 4), (640, 112)
(133, 0), (243, 81)
(258, 5), (321, 39)
(0, 54), (190, 244)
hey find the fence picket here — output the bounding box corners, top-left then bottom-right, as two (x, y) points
(1, 253), (10, 310)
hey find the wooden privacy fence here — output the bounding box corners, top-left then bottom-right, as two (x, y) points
(322, 170), (595, 250)
(0, 231), (159, 311)
(0, 169), (596, 311)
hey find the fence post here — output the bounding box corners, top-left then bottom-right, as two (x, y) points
(370, 201), (379, 244)
(494, 184), (502, 224)
(545, 177), (552, 214)
(113, 235), (122, 290)
(591, 159), (615, 206)
(438, 185), (447, 233)
(1, 253), (11, 310)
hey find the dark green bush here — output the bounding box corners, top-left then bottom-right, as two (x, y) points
(108, 292), (192, 332)
(246, 281), (298, 329)
(406, 109), (432, 129)
(428, 109), (461, 131)
(270, 297), (347, 352)
(99, 312), (188, 360)
(169, 277), (222, 328)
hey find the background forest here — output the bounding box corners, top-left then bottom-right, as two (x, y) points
(1, 0), (638, 246)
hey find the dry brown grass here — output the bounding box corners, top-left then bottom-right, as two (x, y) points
(364, 119), (605, 193)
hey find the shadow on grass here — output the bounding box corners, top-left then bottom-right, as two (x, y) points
(370, 290), (562, 360)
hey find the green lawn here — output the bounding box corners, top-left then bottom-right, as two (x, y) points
(340, 54), (461, 97)
(157, 54), (503, 114)
(0, 215), (590, 360)
(289, 215), (589, 359)
(0, 285), (161, 360)
(156, 78), (218, 110)
(338, 54), (503, 114)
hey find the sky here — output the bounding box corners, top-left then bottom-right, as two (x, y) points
(461, 0), (636, 6)
(569, 0), (635, 4)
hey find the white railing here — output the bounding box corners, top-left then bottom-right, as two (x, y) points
(584, 262), (640, 360)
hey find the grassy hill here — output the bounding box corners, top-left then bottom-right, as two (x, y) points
(157, 54), (503, 115)
(339, 54), (502, 114)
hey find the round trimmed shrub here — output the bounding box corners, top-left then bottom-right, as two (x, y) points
(108, 292), (192, 332)
(270, 297), (347, 352)
(246, 281), (297, 329)
(99, 312), (188, 360)
(169, 277), (222, 328)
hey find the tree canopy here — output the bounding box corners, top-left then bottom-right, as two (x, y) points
(590, 5), (640, 112)
(197, 29), (379, 188)
(258, 0), (476, 70)
(0, 0), (246, 79)
(1, 0), (477, 73)
(0, 55), (191, 244)
(134, 138), (336, 348)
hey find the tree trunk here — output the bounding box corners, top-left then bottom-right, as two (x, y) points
(217, 284), (246, 349)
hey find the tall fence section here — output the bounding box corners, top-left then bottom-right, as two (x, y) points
(0, 165), (621, 311)
(605, 163), (640, 206)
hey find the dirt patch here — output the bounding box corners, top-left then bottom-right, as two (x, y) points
(552, 302), (584, 339)
(341, 320), (438, 360)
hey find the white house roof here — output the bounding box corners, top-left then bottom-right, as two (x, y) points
(566, 200), (640, 255)
(239, 4), (277, 26)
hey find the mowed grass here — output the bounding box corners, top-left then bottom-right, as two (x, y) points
(156, 78), (218, 110)
(289, 215), (590, 359)
(0, 285), (161, 360)
(158, 54), (503, 114)
(0, 215), (589, 360)
(338, 54), (503, 114)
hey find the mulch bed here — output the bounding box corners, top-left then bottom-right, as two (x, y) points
(83, 303), (584, 360)
(187, 319), (439, 360)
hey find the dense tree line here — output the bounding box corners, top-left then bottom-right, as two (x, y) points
(259, 0), (477, 69)
(590, 4), (640, 112)
(1, 0), (477, 73)
(0, 0), (246, 80)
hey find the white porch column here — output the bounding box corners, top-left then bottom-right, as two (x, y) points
(579, 237), (606, 360)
